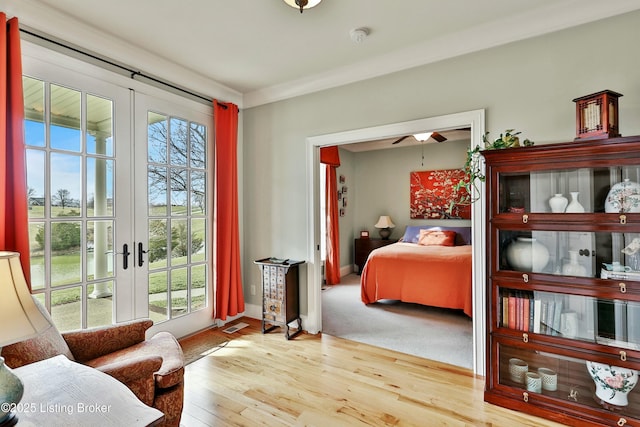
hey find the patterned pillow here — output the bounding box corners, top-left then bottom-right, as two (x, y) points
(418, 229), (457, 246)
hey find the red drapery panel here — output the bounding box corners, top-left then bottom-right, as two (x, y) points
(320, 146), (341, 285)
(0, 13), (30, 285)
(213, 100), (244, 320)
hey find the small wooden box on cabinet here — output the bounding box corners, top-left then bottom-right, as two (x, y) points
(254, 258), (304, 340)
(354, 238), (395, 274)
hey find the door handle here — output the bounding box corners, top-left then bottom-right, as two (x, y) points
(117, 243), (131, 270)
(138, 242), (148, 267)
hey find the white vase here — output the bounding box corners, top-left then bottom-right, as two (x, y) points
(549, 193), (568, 213)
(505, 237), (550, 272)
(586, 361), (638, 407)
(565, 191), (585, 213)
(562, 250), (587, 277)
(605, 178), (640, 213)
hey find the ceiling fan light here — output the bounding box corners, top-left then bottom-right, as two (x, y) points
(413, 132), (433, 142)
(283, 0), (322, 13)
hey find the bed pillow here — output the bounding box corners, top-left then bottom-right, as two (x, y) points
(400, 225), (472, 245)
(418, 229), (457, 246)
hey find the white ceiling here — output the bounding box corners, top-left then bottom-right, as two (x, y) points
(6, 0), (640, 108)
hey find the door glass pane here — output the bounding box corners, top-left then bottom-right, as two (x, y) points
(87, 158), (114, 217)
(191, 218), (206, 262)
(29, 222), (45, 290)
(50, 221), (82, 286)
(50, 153), (81, 217)
(148, 112), (167, 163)
(51, 286), (82, 332)
(88, 281), (113, 327)
(169, 117), (187, 166)
(87, 220), (113, 280)
(171, 267), (187, 318)
(171, 219), (188, 266)
(171, 169), (188, 216)
(190, 122), (205, 168)
(149, 219), (168, 269)
(191, 171), (206, 215)
(149, 165), (168, 216)
(86, 94), (113, 156)
(23, 76), (45, 147)
(191, 264), (206, 311)
(149, 271), (168, 322)
(26, 149), (45, 218)
(50, 84), (81, 152)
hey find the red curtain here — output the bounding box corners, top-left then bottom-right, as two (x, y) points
(0, 13), (30, 285)
(320, 146), (341, 285)
(213, 100), (244, 320)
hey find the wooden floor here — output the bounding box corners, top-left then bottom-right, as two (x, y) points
(180, 317), (566, 426)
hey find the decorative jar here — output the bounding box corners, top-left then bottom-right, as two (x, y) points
(605, 179), (640, 213)
(565, 191), (585, 213)
(562, 250), (587, 277)
(505, 237), (549, 272)
(586, 361), (638, 408)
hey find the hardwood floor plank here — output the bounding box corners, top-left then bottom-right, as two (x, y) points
(180, 317), (566, 426)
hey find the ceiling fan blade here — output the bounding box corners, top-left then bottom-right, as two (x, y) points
(392, 135), (409, 145)
(431, 132), (447, 142)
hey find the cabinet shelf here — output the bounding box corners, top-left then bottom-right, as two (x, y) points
(484, 136), (640, 426)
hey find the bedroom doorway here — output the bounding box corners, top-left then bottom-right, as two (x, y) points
(306, 109), (487, 375)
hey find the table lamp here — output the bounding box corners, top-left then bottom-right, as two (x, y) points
(0, 251), (53, 426)
(374, 215), (395, 239)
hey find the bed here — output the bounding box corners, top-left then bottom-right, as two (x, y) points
(360, 225), (473, 317)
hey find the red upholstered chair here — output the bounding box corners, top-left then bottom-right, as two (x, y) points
(0, 299), (184, 427)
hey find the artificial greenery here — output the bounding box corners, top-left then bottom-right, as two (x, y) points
(451, 129), (534, 211)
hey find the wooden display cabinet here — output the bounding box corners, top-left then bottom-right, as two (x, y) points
(483, 136), (640, 426)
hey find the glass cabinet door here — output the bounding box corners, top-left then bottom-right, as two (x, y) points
(496, 339), (640, 421)
(497, 230), (640, 278)
(497, 165), (640, 214)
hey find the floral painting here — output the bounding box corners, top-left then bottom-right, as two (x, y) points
(410, 169), (470, 219)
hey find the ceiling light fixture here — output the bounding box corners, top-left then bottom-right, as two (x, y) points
(283, 0), (322, 13)
(413, 132), (433, 142)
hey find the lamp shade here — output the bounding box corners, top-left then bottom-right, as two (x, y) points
(0, 252), (52, 347)
(374, 216), (395, 229)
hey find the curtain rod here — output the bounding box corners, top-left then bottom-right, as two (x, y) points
(19, 26), (227, 108)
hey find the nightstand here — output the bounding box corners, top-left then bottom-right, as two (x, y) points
(354, 238), (395, 274)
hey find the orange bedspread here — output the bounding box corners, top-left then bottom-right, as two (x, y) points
(360, 242), (473, 317)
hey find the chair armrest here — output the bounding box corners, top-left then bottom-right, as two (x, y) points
(62, 319), (153, 362)
(94, 355), (163, 406)
(96, 354), (163, 385)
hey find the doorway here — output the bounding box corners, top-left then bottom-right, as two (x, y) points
(305, 109), (487, 375)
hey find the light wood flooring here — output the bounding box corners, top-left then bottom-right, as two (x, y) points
(180, 317), (566, 426)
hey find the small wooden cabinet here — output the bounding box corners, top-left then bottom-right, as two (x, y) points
(483, 136), (640, 426)
(354, 238), (395, 274)
(254, 258), (304, 340)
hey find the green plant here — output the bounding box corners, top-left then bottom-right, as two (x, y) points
(451, 129), (534, 211)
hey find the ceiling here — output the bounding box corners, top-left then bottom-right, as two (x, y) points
(6, 0), (640, 108)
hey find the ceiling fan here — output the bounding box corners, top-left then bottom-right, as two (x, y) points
(392, 131), (447, 145)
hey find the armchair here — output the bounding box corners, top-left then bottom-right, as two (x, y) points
(0, 299), (184, 427)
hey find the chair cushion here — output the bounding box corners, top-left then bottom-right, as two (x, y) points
(85, 331), (184, 389)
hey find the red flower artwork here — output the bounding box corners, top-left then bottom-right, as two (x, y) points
(410, 169), (470, 219)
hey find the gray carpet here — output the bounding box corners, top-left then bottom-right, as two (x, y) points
(322, 274), (473, 369)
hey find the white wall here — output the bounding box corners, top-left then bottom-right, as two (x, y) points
(241, 10), (640, 311)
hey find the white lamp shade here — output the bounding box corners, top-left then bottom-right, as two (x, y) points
(374, 216), (395, 229)
(0, 252), (52, 347)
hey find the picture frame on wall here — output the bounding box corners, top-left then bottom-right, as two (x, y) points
(339, 174), (345, 184)
(339, 208), (345, 217)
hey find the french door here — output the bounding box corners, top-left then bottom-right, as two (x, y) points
(22, 46), (213, 335)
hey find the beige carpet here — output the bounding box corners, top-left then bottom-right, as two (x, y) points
(179, 328), (230, 365)
(322, 273), (473, 369)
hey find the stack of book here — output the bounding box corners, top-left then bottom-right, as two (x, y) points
(499, 289), (564, 336)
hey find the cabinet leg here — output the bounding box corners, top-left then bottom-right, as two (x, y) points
(285, 317), (303, 340)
